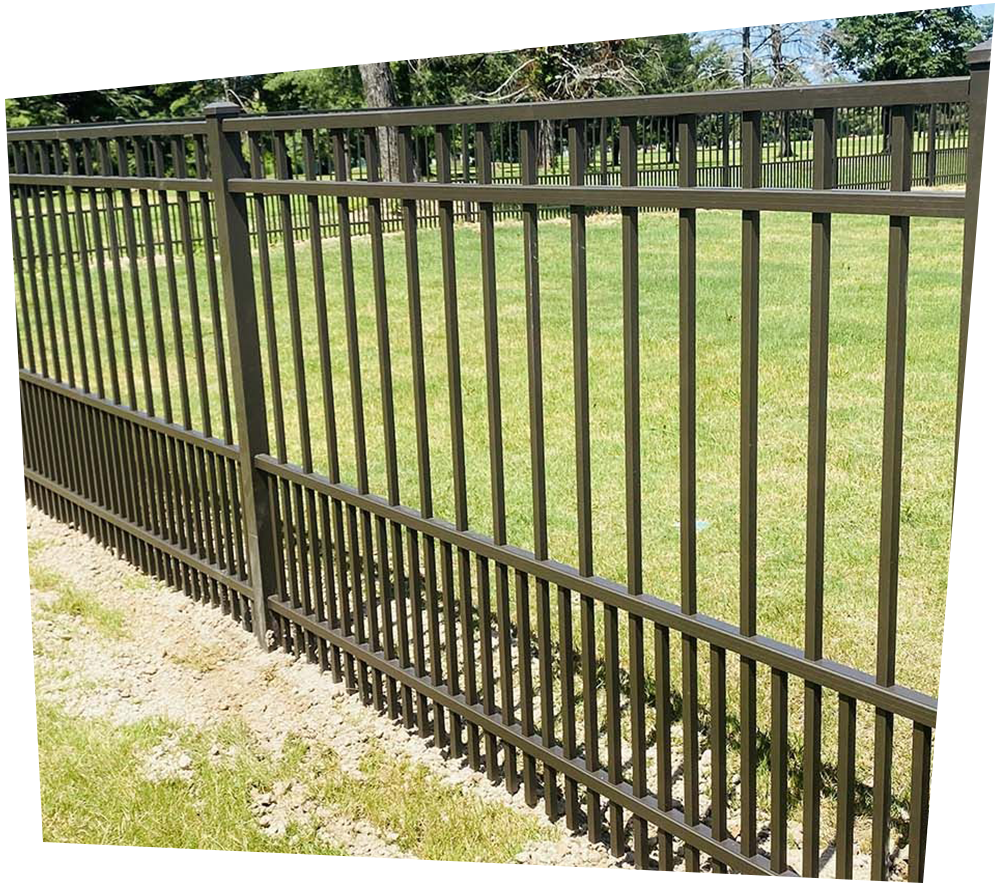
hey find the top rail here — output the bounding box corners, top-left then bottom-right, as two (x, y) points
(221, 76), (971, 130)
(7, 118), (208, 142)
(6, 76), (971, 144)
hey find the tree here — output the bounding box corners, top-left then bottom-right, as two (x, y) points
(260, 67), (361, 112)
(462, 35), (717, 105)
(358, 62), (404, 180)
(5, 88), (155, 126)
(742, 27), (752, 88)
(443, 36), (728, 168)
(713, 22), (833, 154)
(712, 21), (834, 89)
(146, 75), (270, 117)
(765, 24), (814, 155)
(832, 8), (993, 81)
(687, 36), (739, 91)
(4, 75), (271, 129)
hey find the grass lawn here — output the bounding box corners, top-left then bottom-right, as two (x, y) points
(30, 538), (555, 860)
(37, 702), (345, 853)
(18, 208), (963, 696)
(260, 210), (959, 695)
(18, 206), (962, 827)
(36, 700), (553, 857)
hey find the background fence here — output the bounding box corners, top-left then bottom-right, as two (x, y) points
(10, 40), (990, 881)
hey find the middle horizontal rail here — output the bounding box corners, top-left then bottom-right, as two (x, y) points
(20, 370), (239, 459)
(255, 453), (938, 725)
(228, 179), (966, 218)
(8, 176), (966, 217)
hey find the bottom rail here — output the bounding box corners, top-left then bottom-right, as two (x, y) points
(266, 595), (795, 877)
(23, 466), (253, 602)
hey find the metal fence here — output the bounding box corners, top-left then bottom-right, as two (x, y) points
(9, 40), (990, 880)
(10, 99), (969, 258)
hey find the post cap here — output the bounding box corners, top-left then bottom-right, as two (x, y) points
(204, 101), (244, 119)
(968, 39), (992, 70)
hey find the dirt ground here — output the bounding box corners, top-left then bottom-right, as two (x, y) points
(27, 502), (623, 867)
(28, 501), (907, 878)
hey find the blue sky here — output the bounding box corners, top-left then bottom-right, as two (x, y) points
(699, 6), (993, 84)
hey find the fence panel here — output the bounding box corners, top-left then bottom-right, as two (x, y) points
(10, 43), (990, 880)
(11, 122), (252, 623)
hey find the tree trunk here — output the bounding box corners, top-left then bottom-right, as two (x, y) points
(742, 27), (752, 88)
(539, 119), (557, 171)
(781, 110), (794, 158)
(927, 103), (937, 187)
(722, 112), (731, 186)
(770, 26), (796, 157)
(358, 62), (403, 180)
(600, 117), (609, 182)
(769, 25), (784, 87)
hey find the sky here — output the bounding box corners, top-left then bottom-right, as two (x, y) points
(699, 5), (994, 84)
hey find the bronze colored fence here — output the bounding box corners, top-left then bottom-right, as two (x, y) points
(10, 40), (990, 880)
(11, 99), (970, 259)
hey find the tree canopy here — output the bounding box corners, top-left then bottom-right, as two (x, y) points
(832, 7), (992, 81)
(6, 10), (994, 129)
(6, 33), (734, 128)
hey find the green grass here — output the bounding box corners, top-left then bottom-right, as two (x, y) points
(313, 742), (557, 861)
(28, 540), (551, 860)
(36, 702), (344, 852)
(35, 699), (552, 859)
(32, 564), (127, 638)
(19, 207), (962, 821)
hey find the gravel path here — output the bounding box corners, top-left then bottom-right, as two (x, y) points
(27, 503), (622, 868)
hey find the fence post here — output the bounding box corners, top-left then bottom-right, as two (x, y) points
(204, 101), (277, 648)
(954, 39), (991, 496)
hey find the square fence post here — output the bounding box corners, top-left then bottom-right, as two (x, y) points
(955, 40), (991, 493)
(204, 101), (278, 648)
